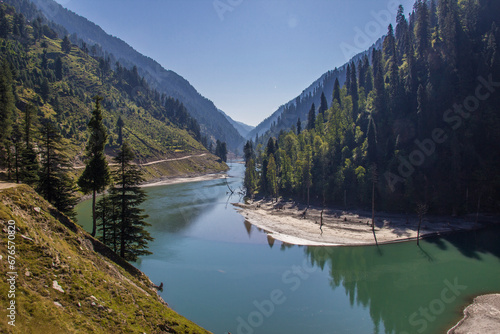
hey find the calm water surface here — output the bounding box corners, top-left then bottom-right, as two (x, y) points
(76, 162), (500, 334)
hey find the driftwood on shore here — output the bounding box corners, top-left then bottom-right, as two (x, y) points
(233, 199), (481, 247)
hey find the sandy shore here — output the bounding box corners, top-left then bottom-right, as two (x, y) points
(0, 182), (19, 190)
(74, 172), (227, 202)
(234, 199), (480, 246)
(141, 173), (226, 188)
(448, 294), (500, 333)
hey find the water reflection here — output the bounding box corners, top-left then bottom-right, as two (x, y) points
(76, 162), (500, 334)
(304, 226), (500, 333)
(143, 178), (232, 234)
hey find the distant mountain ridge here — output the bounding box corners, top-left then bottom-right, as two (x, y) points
(247, 39), (383, 141)
(16, 0), (245, 152)
(219, 109), (255, 137)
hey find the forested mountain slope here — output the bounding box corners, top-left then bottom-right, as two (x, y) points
(247, 39), (383, 142)
(0, 3), (222, 167)
(245, 0), (500, 215)
(8, 0), (245, 152)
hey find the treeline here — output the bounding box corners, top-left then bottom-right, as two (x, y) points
(0, 3), (203, 148)
(245, 0), (500, 215)
(0, 4), (182, 260)
(4, 0), (244, 152)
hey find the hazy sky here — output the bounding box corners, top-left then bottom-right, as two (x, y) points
(54, 0), (416, 126)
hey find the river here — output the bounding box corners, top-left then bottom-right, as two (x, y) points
(76, 162), (500, 334)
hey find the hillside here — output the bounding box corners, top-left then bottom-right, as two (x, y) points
(0, 3), (227, 178)
(8, 0), (245, 152)
(0, 183), (211, 333)
(245, 0), (500, 215)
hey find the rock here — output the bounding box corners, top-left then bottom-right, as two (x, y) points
(25, 269), (31, 277)
(20, 234), (34, 241)
(449, 294), (500, 333)
(33, 207), (41, 213)
(52, 280), (64, 293)
(54, 302), (63, 307)
(89, 295), (98, 301)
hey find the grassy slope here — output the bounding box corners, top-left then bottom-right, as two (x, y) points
(141, 154), (229, 182)
(22, 36), (204, 161)
(23, 37), (228, 185)
(2, 4), (226, 176)
(0, 185), (212, 334)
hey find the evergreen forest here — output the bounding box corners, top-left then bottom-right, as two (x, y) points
(245, 0), (500, 215)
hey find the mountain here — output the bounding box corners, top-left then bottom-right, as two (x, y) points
(0, 4), (226, 181)
(219, 109), (255, 138)
(244, 0), (500, 215)
(0, 184), (210, 333)
(247, 39), (383, 141)
(7, 0), (245, 152)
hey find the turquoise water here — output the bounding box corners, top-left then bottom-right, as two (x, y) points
(76, 163), (500, 334)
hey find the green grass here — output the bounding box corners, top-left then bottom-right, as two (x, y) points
(0, 185), (212, 334)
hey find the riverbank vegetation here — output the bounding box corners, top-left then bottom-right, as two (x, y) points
(245, 0), (500, 216)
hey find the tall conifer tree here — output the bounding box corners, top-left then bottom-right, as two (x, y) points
(111, 141), (153, 261)
(78, 96), (111, 237)
(38, 122), (77, 219)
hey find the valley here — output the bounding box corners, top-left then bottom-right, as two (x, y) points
(0, 0), (499, 333)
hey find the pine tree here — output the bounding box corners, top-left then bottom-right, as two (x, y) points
(349, 61), (359, 115)
(414, 0), (430, 59)
(38, 122), (77, 219)
(116, 116), (124, 146)
(303, 145), (312, 206)
(20, 104), (39, 186)
(111, 141), (153, 261)
(266, 137), (276, 157)
(345, 64), (351, 95)
(78, 96), (111, 237)
(96, 195), (118, 251)
(244, 158), (257, 197)
(14, 13), (25, 38)
(296, 118), (302, 135)
(215, 140), (228, 162)
(55, 56), (63, 80)
(307, 103), (316, 130)
(318, 92), (328, 117)
(62, 35), (72, 53)
(332, 77), (341, 107)
(40, 78), (50, 102)
(395, 5), (409, 60)
(267, 154), (278, 202)
(243, 140), (254, 166)
(0, 7), (10, 39)
(0, 60), (15, 170)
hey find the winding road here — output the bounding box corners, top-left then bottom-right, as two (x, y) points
(73, 153), (208, 169)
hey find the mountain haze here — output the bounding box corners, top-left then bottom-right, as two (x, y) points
(247, 40), (383, 141)
(0, 3), (227, 182)
(219, 109), (254, 138)
(15, 0), (245, 152)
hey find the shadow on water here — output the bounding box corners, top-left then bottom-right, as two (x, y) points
(143, 178), (231, 234)
(424, 224), (500, 260)
(304, 225), (500, 334)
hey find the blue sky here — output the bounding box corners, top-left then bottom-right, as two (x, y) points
(55, 0), (416, 126)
